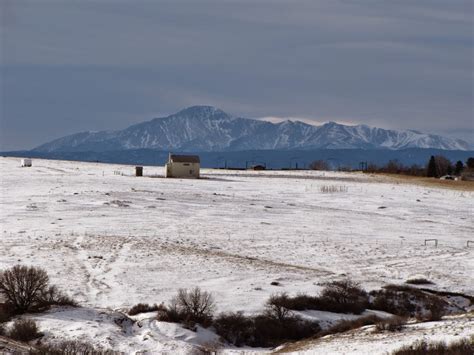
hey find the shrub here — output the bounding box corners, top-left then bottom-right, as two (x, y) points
(320, 280), (368, 314)
(0, 323), (5, 336)
(0, 265), (76, 314)
(8, 319), (41, 342)
(405, 278), (434, 285)
(37, 286), (78, 308)
(31, 340), (116, 354)
(0, 303), (13, 323)
(370, 285), (446, 319)
(156, 303), (183, 323)
(265, 293), (293, 321)
(213, 312), (255, 347)
(128, 303), (163, 316)
(374, 316), (406, 332)
(392, 336), (474, 355)
(157, 287), (216, 327)
(263, 283), (368, 315)
(252, 314), (320, 347)
(213, 293), (320, 348)
(0, 265), (49, 313)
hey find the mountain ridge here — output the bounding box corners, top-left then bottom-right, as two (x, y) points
(33, 106), (469, 152)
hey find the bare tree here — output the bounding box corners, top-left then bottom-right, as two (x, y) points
(171, 287), (216, 324)
(265, 293), (292, 321)
(0, 265), (49, 313)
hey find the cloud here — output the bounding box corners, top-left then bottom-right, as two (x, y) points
(1, 0), (472, 150)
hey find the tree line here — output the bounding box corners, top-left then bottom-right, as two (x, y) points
(310, 157), (474, 178)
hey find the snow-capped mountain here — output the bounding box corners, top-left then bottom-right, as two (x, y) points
(33, 106), (469, 152)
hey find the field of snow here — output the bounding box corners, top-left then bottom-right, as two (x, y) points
(1, 156), (473, 353)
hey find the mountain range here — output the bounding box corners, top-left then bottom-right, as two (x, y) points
(33, 106), (469, 152)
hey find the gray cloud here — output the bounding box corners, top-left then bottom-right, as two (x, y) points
(1, 0), (472, 150)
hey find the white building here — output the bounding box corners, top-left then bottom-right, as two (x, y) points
(165, 154), (200, 178)
(20, 158), (32, 167)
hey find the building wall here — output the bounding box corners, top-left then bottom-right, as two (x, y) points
(165, 162), (200, 178)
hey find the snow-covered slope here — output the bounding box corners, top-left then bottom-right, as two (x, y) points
(33, 106), (469, 152)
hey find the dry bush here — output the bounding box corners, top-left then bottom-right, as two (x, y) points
(0, 265), (76, 314)
(370, 285), (446, 319)
(320, 185), (348, 193)
(128, 303), (164, 316)
(31, 340), (118, 354)
(265, 281), (368, 315)
(213, 312), (255, 347)
(392, 337), (474, 355)
(320, 280), (369, 314)
(405, 278), (434, 285)
(37, 286), (78, 308)
(251, 314), (320, 348)
(8, 319), (41, 342)
(374, 316), (406, 332)
(0, 265), (49, 313)
(157, 287), (216, 327)
(265, 293), (293, 321)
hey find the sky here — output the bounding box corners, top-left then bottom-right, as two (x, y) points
(0, 0), (473, 150)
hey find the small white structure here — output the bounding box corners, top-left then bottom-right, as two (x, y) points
(440, 175), (457, 181)
(165, 154), (200, 178)
(20, 158), (32, 167)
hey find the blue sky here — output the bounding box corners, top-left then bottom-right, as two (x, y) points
(1, 0), (473, 150)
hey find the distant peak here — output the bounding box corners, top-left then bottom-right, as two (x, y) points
(322, 121), (342, 127)
(175, 105), (228, 118)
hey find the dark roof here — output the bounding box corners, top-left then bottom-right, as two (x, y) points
(169, 154), (200, 163)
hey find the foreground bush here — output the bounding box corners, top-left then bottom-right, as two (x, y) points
(0, 265), (76, 314)
(8, 319), (41, 342)
(320, 280), (369, 314)
(266, 280), (368, 315)
(392, 337), (474, 355)
(370, 285), (446, 320)
(405, 278), (434, 285)
(213, 311), (321, 347)
(213, 312), (255, 347)
(0, 265), (49, 313)
(31, 340), (117, 354)
(157, 287), (216, 327)
(128, 303), (164, 316)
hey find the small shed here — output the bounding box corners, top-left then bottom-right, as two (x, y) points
(20, 158), (32, 167)
(249, 164), (266, 171)
(165, 154), (200, 178)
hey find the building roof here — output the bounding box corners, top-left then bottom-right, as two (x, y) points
(169, 154), (200, 163)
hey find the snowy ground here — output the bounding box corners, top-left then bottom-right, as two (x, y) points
(1, 157), (473, 353)
(280, 313), (474, 354)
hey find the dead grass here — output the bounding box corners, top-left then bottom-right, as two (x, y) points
(369, 173), (474, 191)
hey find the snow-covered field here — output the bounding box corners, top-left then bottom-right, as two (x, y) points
(1, 157), (473, 353)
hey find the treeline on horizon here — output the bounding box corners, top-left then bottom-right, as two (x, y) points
(310, 156), (474, 179)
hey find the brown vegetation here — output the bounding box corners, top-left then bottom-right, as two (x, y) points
(392, 336), (474, 355)
(0, 265), (76, 315)
(7, 319), (41, 342)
